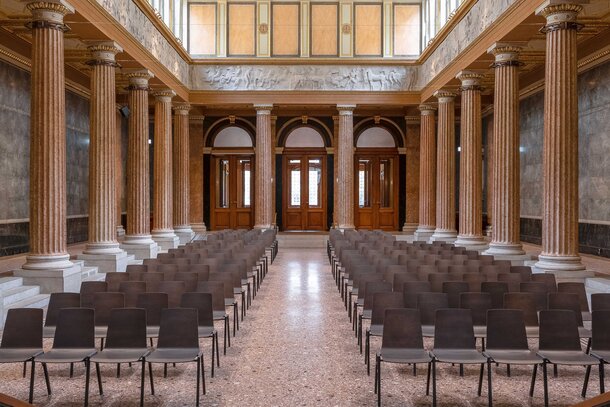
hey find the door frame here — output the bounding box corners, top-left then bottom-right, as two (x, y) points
(282, 148), (328, 231)
(354, 148), (400, 231)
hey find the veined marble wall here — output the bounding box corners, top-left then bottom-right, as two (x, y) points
(519, 60), (610, 257)
(0, 59), (91, 255)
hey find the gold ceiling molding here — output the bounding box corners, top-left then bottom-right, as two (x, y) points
(0, 44), (30, 69)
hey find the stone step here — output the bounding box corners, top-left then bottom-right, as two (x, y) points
(6, 293), (50, 311)
(586, 277), (610, 294)
(0, 276), (24, 292)
(1, 285), (41, 307)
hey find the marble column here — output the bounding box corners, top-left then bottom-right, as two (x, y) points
(151, 90), (179, 249)
(485, 116), (493, 237)
(17, 0), (82, 293)
(172, 104), (194, 244)
(403, 116), (420, 234)
(535, 1), (588, 277)
(336, 105), (356, 230)
(455, 72), (488, 249)
(79, 41), (129, 273)
(332, 115), (340, 228)
(483, 44), (528, 259)
(115, 105), (125, 237)
(414, 104), (437, 241)
(189, 117), (206, 233)
(254, 104), (274, 229)
(271, 115), (278, 228)
(430, 91), (458, 242)
(120, 70), (159, 259)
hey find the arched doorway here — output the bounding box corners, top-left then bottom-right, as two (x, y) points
(207, 123), (255, 230)
(281, 125), (329, 231)
(354, 125), (400, 230)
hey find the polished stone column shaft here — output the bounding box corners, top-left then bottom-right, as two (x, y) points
(336, 105), (356, 230)
(121, 70), (158, 259)
(189, 117), (206, 233)
(152, 90), (178, 249)
(172, 104), (194, 244)
(485, 117), (493, 237)
(84, 42), (123, 255)
(455, 72), (487, 248)
(431, 92), (457, 242)
(535, 2), (586, 273)
(23, 1), (75, 272)
(485, 44), (526, 257)
(115, 105), (125, 237)
(332, 115), (340, 228)
(415, 105), (437, 240)
(254, 105), (274, 229)
(404, 117), (420, 233)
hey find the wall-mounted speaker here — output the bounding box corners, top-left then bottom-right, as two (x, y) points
(119, 105), (130, 118)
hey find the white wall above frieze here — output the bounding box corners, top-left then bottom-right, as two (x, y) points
(95, 0), (190, 85)
(190, 65), (420, 91)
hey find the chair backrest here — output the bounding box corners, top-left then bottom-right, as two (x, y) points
(141, 272), (165, 291)
(486, 309), (529, 350)
(127, 264), (148, 273)
(448, 265), (468, 275)
(53, 308), (95, 349)
(592, 310), (610, 352)
(105, 308), (148, 349)
(196, 281), (226, 312)
(119, 281), (147, 308)
(136, 292), (169, 326)
(557, 282), (590, 313)
(442, 281), (469, 308)
(538, 309), (582, 352)
(105, 272), (131, 292)
(208, 272), (236, 299)
(363, 281), (393, 310)
(189, 264), (210, 281)
(520, 282), (549, 311)
(381, 308), (424, 350)
(370, 292), (405, 325)
(392, 272), (418, 291)
(1, 308), (43, 349)
(45, 292), (80, 327)
(157, 308), (200, 348)
(481, 281), (508, 309)
(355, 274), (385, 299)
(428, 272), (452, 292)
(180, 292), (214, 328)
(417, 292), (449, 325)
(504, 292), (539, 326)
(497, 273), (521, 292)
(156, 281), (186, 307)
(548, 292), (583, 326)
(462, 272), (485, 292)
(592, 293), (610, 312)
(459, 292), (492, 326)
(174, 272), (199, 292)
(511, 266), (533, 283)
(92, 292), (126, 327)
(80, 281), (108, 308)
(434, 308), (476, 349)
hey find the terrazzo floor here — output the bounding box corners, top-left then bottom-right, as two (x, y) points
(0, 247), (603, 406)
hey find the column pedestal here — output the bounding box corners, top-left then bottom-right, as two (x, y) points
(402, 223), (418, 234)
(191, 223), (207, 234)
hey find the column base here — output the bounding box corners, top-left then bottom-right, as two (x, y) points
(191, 222), (207, 233)
(414, 226), (435, 242)
(402, 223), (418, 234)
(485, 225), (493, 237)
(78, 250), (130, 273)
(121, 235), (159, 260)
(430, 229), (458, 243)
(15, 261), (82, 293)
(454, 235), (489, 251)
(338, 224), (356, 230)
(116, 225), (125, 237)
(254, 224), (273, 230)
(175, 227), (195, 245)
(152, 233), (179, 250)
(534, 254), (593, 283)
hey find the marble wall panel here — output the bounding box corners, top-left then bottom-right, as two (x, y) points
(66, 91), (90, 217)
(519, 91), (544, 218)
(405, 123), (420, 225)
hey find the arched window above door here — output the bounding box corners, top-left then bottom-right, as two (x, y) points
(356, 127), (396, 148)
(213, 126), (253, 147)
(285, 127), (325, 148)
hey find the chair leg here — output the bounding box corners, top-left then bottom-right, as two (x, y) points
(600, 362), (606, 394)
(211, 336), (215, 378)
(233, 304), (238, 335)
(42, 363), (51, 395)
(586, 338), (592, 354)
(196, 359), (201, 407)
(478, 364), (484, 396)
(96, 362), (103, 395)
(23, 361), (27, 378)
(487, 359), (493, 407)
(432, 359), (437, 407)
(426, 362), (431, 396)
(28, 359), (35, 404)
(542, 361), (549, 407)
(201, 357), (206, 395)
(377, 356), (381, 407)
(216, 332), (220, 367)
(226, 316), (231, 348)
(117, 363), (121, 378)
(366, 332), (370, 375)
(582, 365), (591, 397)
(529, 364), (538, 397)
(148, 362), (155, 395)
(70, 362), (74, 378)
(140, 360), (145, 407)
(460, 364), (464, 377)
(359, 316), (363, 353)
(164, 363), (168, 378)
(507, 364), (511, 377)
(85, 360), (91, 407)
(413, 364), (417, 376)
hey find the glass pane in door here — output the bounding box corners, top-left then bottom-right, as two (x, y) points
(358, 159), (371, 208)
(379, 159), (393, 208)
(289, 159), (301, 207)
(217, 159), (230, 208)
(308, 158), (321, 208)
(237, 159), (251, 208)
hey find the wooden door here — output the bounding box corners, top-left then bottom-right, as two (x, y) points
(354, 153), (398, 230)
(211, 155), (254, 230)
(283, 152), (327, 230)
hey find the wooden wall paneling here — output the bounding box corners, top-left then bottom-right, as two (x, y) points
(272, 3), (300, 56)
(228, 3), (257, 56)
(354, 4), (382, 56)
(189, 3), (217, 55)
(393, 4), (420, 56)
(311, 3), (339, 57)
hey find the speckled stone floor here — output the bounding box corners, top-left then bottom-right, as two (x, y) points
(0, 248), (602, 406)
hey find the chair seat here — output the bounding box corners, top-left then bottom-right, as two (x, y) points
(525, 326), (539, 338)
(432, 349), (487, 364)
(355, 299), (364, 307)
(95, 326), (108, 338)
(380, 348), (432, 364)
(146, 326), (160, 338)
(537, 350), (598, 366)
(213, 311), (228, 320)
(484, 349), (542, 365)
(583, 311), (592, 322)
(36, 348), (97, 363)
(146, 348), (202, 364)
(422, 325), (435, 337)
(361, 309), (372, 319)
(90, 348), (150, 364)
(225, 299), (237, 306)
(368, 324), (383, 337)
(578, 326), (592, 338)
(233, 288), (245, 295)
(591, 350), (610, 362)
(0, 348), (43, 363)
(43, 326), (56, 338)
(473, 325), (487, 338)
(198, 326), (215, 337)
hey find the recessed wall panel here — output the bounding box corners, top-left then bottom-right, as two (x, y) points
(354, 4), (382, 56)
(310, 3), (338, 56)
(189, 4), (217, 55)
(272, 3), (300, 56)
(228, 3), (256, 56)
(393, 4), (420, 56)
